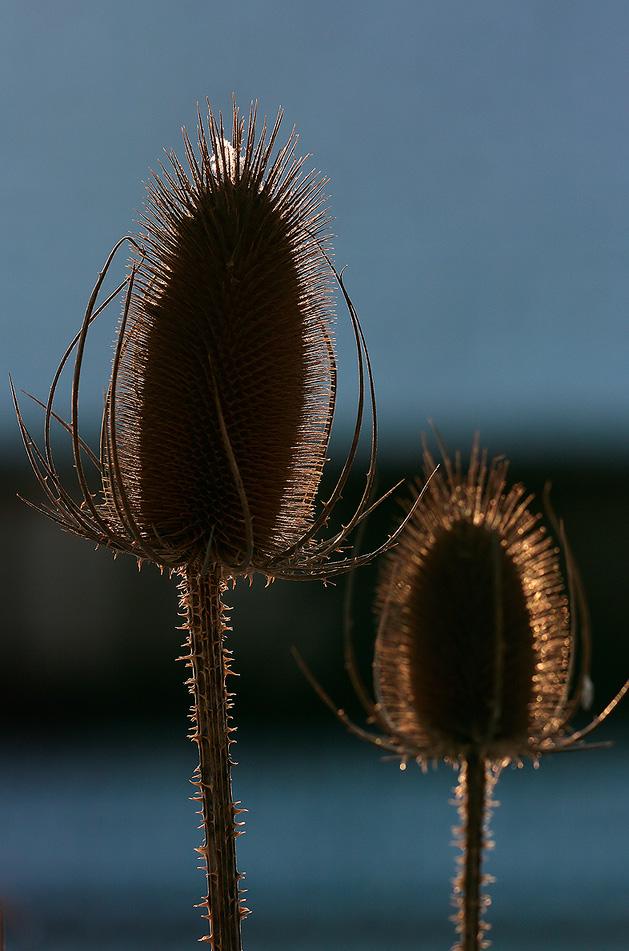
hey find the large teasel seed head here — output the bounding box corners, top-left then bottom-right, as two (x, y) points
(374, 435), (573, 762)
(14, 100), (424, 580)
(113, 102), (334, 572)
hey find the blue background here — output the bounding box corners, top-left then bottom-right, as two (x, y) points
(2, 0), (629, 461)
(0, 3), (628, 949)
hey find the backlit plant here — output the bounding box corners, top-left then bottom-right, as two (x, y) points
(299, 433), (629, 950)
(12, 101), (413, 951)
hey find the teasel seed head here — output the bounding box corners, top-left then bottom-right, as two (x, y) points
(13, 101), (412, 579)
(299, 431), (629, 764)
(374, 434), (570, 761)
(116, 104), (336, 572)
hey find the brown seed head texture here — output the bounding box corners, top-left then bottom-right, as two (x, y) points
(375, 436), (573, 761)
(311, 434), (628, 767)
(114, 104), (335, 571)
(14, 102), (401, 579)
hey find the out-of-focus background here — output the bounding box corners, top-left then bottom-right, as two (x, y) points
(1, 2), (628, 949)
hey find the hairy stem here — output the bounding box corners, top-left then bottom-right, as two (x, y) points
(179, 566), (243, 951)
(454, 750), (492, 951)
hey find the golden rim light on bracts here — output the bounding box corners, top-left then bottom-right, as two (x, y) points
(297, 432), (629, 951)
(309, 433), (629, 764)
(12, 101), (408, 582)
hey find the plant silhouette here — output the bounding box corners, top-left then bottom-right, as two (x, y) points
(12, 100), (415, 950)
(298, 432), (629, 950)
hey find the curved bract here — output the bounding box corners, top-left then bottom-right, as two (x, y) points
(13, 102), (412, 580)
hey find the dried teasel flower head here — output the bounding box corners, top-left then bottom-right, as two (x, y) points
(13, 101), (407, 579)
(303, 432), (629, 763)
(371, 433), (629, 762)
(375, 433), (574, 762)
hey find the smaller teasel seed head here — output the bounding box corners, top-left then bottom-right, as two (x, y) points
(371, 433), (626, 762)
(299, 431), (629, 765)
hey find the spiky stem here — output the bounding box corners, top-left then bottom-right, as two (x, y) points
(453, 751), (493, 951)
(179, 566), (243, 951)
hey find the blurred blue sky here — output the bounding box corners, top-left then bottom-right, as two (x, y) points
(2, 0), (628, 463)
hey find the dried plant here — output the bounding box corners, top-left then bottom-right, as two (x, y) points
(298, 432), (629, 951)
(12, 101), (414, 950)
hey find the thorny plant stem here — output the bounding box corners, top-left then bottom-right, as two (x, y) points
(457, 751), (488, 951)
(179, 567), (243, 951)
